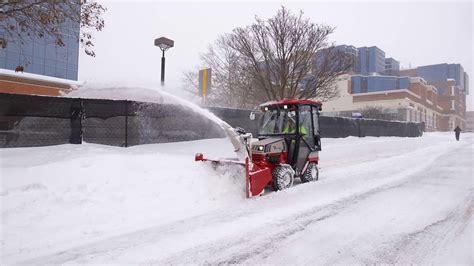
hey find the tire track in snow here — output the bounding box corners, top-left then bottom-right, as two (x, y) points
(156, 144), (472, 264)
(383, 191), (473, 264)
(16, 140), (462, 264)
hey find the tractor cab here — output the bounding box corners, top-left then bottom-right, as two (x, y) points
(257, 99), (322, 169)
(247, 99), (322, 194)
(195, 98), (322, 198)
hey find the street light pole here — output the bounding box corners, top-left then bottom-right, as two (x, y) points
(154, 37), (174, 87)
(161, 50), (165, 86)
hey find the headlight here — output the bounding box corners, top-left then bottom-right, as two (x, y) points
(258, 145), (264, 151)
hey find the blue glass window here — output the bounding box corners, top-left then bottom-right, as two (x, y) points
(45, 45), (56, 60)
(31, 63), (45, 75)
(56, 61), (66, 69)
(55, 67), (67, 79)
(6, 57), (19, 69)
(67, 69), (78, 80)
(44, 66), (55, 76)
(1, 5), (80, 80)
(45, 58), (56, 68)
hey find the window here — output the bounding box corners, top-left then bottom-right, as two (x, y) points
(312, 107), (320, 135)
(55, 67), (67, 79)
(259, 109), (296, 135)
(45, 66), (55, 76)
(31, 63), (45, 75)
(67, 69), (78, 80)
(6, 57), (19, 69)
(33, 43), (46, 58)
(299, 105), (314, 147)
(45, 59), (56, 68)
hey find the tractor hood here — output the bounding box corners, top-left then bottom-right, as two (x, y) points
(251, 137), (286, 154)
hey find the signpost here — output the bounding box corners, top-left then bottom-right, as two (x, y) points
(199, 68), (211, 105)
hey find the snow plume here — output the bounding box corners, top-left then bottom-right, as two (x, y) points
(66, 84), (247, 160)
(68, 84), (227, 127)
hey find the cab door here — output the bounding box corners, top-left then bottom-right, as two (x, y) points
(312, 105), (321, 151)
(296, 105), (314, 174)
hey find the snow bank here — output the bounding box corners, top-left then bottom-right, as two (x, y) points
(1, 132), (472, 264)
(1, 138), (245, 262)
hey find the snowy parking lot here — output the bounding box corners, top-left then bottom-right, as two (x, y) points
(1, 132), (473, 264)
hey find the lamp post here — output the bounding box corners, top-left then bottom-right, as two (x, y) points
(154, 37), (174, 86)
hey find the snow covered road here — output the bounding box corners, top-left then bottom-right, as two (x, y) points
(1, 133), (473, 264)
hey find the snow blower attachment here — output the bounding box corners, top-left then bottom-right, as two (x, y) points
(195, 99), (322, 198)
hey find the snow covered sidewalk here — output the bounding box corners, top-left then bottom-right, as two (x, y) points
(1, 132), (473, 264)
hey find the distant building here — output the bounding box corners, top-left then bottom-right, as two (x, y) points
(466, 111), (474, 132)
(324, 74), (444, 131)
(351, 75), (409, 93)
(322, 61), (468, 131)
(384, 58), (400, 76)
(400, 63), (469, 130)
(314, 44), (359, 73)
(335, 44), (358, 72)
(0, 4), (80, 81)
(357, 46), (386, 75)
(404, 63), (468, 95)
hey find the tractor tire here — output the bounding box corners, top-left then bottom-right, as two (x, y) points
(301, 162), (319, 183)
(272, 165), (295, 191)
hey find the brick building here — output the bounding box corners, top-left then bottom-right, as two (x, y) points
(466, 111), (474, 132)
(319, 45), (469, 131)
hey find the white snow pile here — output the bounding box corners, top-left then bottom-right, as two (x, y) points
(1, 138), (246, 262)
(1, 132), (472, 264)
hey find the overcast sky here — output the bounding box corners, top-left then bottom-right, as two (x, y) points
(78, 0), (473, 110)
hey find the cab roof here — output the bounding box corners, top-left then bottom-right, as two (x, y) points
(259, 98), (322, 108)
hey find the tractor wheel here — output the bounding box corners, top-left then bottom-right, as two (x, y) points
(272, 165), (295, 191)
(301, 162), (319, 183)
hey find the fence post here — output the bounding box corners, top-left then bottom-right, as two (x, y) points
(69, 98), (84, 144)
(125, 100), (129, 147)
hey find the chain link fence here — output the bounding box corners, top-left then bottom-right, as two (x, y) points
(0, 93), (423, 148)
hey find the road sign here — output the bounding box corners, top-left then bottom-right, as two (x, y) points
(199, 68), (211, 104)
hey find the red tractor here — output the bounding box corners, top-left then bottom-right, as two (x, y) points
(196, 99), (322, 197)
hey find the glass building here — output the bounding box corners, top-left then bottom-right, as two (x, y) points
(416, 63), (468, 95)
(0, 13), (80, 80)
(384, 57), (400, 76)
(351, 75), (410, 93)
(357, 46), (386, 75)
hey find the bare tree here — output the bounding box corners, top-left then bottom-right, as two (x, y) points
(0, 0), (106, 57)
(182, 35), (264, 108)
(227, 6), (352, 102)
(360, 106), (386, 120)
(182, 6), (352, 108)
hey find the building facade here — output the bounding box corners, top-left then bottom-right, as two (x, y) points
(0, 11), (80, 81)
(466, 111), (474, 132)
(356, 46), (386, 75)
(324, 75), (446, 131)
(351, 75), (410, 93)
(408, 63), (468, 95)
(384, 57), (400, 76)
